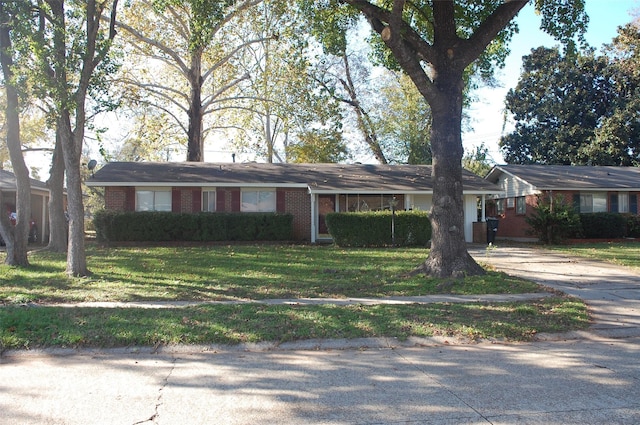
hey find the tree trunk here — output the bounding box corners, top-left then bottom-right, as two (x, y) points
(59, 118), (89, 276)
(415, 73), (485, 278)
(47, 128), (68, 252)
(0, 4), (30, 266)
(186, 50), (204, 162)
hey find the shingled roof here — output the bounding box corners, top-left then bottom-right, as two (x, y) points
(0, 169), (49, 192)
(486, 165), (640, 191)
(87, 162), (500, 194)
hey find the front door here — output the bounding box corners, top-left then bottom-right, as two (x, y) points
(318, 195), (335, 235)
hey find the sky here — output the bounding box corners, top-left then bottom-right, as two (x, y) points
(462, 0), (639, 165)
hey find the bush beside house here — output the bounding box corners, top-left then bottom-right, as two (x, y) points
(326, 211), (431, 247)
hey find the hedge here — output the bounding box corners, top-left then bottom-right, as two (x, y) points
(579, 213), (627, 239)
(93, 210), (293, 242)
(325, 211), (431, 247)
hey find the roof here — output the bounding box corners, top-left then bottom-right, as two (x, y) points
(87, 162), (500, 194)
(0, 169), (49, 192)
(486, 164), (640, 191)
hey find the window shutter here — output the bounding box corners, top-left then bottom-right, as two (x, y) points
(172, 188), (181, 213)
(572, 194), (580, 213)
(192, 188), (202, 212)
(276, 189), (286, 213)
(125, 187), (136, 211)
(609, 193), (618, 213)
(231, 189), (241, 212)
(631, 194), (638, 215)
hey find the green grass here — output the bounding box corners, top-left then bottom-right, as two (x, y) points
(0, 243), (589, 349)
(549, 241), (640, 269)
(1, 244), (541, 304)
(1, 297), (589, 349)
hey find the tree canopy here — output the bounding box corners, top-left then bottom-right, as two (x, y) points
(501, 22), (640, 166)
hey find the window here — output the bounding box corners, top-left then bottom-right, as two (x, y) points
(339, 194), (403, 212)
(496, 199), (505, 215)
(516, 197), (526, 215)
(580, 193), (607, 213)
(610, 192), (629, 213)
(202, 190), (216, 212)
(507, 198), (515, 209)
(136, 189), (171, 211)
(241, 189), (276, 212)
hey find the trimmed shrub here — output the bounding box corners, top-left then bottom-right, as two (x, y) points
(579, 213), (627, 239)
(93, 210), (293, 242)
(624, 214), (640, 238)
(325, 210), (431, 247)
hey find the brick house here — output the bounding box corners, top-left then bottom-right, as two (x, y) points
(484, 164), (640, 241)
(86, 162), (501, 243)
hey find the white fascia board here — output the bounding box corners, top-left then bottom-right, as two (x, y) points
(539, 187), (640, 192)
(307, 189), (427, 195)
(86, 182), (308, 189)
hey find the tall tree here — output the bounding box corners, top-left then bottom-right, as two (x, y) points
(371, 71), (432, 164)
(302, 0), (587, 277)
(501, 22), (640, 166)
(316, 49), (389, 164)
(0, 0), (31, 266)
(31, 0), (119, 276)
(114, 0), (266, 162)
(224, 1), (341, 163)
(500, 47), (615, 164)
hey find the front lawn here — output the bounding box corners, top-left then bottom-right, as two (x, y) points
(1, 243), (542, 304)
(550, 241), (640, 269)
(0, 243), (589, 349)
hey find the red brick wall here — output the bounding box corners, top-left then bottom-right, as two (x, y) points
(491, 191), (576, 240)
(105, 187), (129, 211)
(285, 188), (311, 241)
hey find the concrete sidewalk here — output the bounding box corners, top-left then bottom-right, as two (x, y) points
(1, 245), (640, 424)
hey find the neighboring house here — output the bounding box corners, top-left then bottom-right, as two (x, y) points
(485, 164), (640, 241)
(86, 162), (501, 243)
(0, 169), (52, 243)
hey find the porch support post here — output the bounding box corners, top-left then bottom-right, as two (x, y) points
(310, 192), (316, 243)
(481, 195), (486, 222)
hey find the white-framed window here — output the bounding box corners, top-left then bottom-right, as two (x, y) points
(202, 190), (216, 212)
(580, 192), (607, 213)
(516, 197), (526, 215)
(241, 189), (276, 212)
(507, 198), (515, 209)
(496, 199), (505, 215)
(610, 192), (629, 213)
(136, 188), (171, 211)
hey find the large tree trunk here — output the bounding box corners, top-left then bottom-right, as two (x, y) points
(47, 128), (68, 252)
(415, 72), (485, 278)
(0, 4), (30, 266)
(186, 50), (204, 162)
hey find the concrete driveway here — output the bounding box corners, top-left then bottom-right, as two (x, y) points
(1, 245), (640, 424)
(468, 244), (640, 339)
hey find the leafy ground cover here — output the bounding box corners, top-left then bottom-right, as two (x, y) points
(0, 244), (589, 349)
